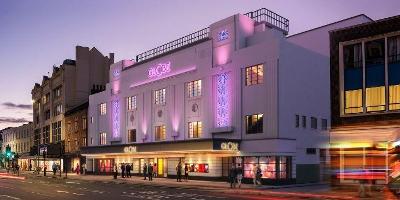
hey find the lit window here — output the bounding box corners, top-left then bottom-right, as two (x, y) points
(82, 117), (87, 130)
(389, 85), (400, 110)
(82, 137), (87, 147)
(99, 132), (107, 145)
(127, 96), (137, 110)
(155, 125), (166, 141)
(366, 86), (385, 112)
(154, 88), (166, 105)
(90, 117), (94, 123)
(100, 103), (107, 115)
(345, 89), (363, 114)
(246, 114), (263, 134)
(54, 104), (63, 116)
(42, 93), (50, 104)
(128, 129), (136, 143)
(187, 80), (202, 98)
(53, 86), (62, 98)
(311, 117), (317, 129)
(245, 64), (263, 86)
(188, 121), (202, 138)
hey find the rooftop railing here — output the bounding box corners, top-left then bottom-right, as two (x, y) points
(244, 8), (289, 35)
(135, 27), (210, 63)
(134, 8), (289, 64)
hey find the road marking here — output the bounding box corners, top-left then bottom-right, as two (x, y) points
(72, 192), (84, 196)
(0, 195), (21, 200)
(57, 190), (70, 194)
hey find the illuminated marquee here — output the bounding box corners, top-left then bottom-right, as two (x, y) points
(148, 61), (171, 78)
(220, 142), (239, 151)
(112, 100), (120, 138)
(216, 72), (230, 127)
(124, 146), (137, 153)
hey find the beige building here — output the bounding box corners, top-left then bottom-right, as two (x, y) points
(31, 46), (113, 168)
(1, 122), (34, 170)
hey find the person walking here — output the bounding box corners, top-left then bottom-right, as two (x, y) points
(16, 164), (20, 176)
(153, 163), (157, 178)
(184, 164), (189, 182)
(143, 163), (147, 180)
(176, 162), (182, 182)
(76, 163), (80, 175)
(147, 163), (153, 181)
(29, 163), (32, 171)
(121, 163), (125, 178)
(52, 163), (57, 176)
(252, 164), (258, 186)
(113, 165), (118, 179)
(229, 164), (237, 188)
(236, 164), (243, 188)
(256, 165), (262, 185)
(126, 164), (131, 178)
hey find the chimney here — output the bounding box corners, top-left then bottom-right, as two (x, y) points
(109, 53), (115, 63)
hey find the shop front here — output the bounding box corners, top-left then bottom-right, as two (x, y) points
(82, 139), (293, 184)
(82, 139), (240, 179)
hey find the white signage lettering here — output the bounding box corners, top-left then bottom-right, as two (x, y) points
(124, 146), (137, 153)
(220, 142), (238, 151)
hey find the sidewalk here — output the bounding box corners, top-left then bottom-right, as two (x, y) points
(6, 170), (399, 199)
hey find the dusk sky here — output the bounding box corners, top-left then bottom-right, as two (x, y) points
(0, 0), (399, 129)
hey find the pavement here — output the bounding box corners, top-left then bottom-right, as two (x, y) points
(1, 169), (399, 199)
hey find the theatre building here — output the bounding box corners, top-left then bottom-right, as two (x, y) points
(329, 15), (400, 185)
(83, 8), (341, 184)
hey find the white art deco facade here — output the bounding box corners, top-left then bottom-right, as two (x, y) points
(83, 9), (368, 184)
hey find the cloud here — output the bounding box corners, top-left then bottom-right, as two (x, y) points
(2, 102), (32, 110)
(0, 117), (31, 124)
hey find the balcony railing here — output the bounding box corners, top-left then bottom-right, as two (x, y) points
(135, 27), (210, 63)
(244, 8), (289, 35)
(134, 8), (289, 64)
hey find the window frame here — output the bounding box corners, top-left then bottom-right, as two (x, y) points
(245, 113), (264, 134)
(187, 80), (202, 98)
(245, 64), (264, 86)
(100, 103), (107, 115)
(188, 121), (202, 138)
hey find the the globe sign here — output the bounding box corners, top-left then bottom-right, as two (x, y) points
(148, 61), (171, 78)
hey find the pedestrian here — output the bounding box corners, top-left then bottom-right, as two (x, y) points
(256, 165), (262, 185)
(252, 164), (258, 186)
(126, 164), (131, 178)
(16, 164), (20, 176)
(29, 163), (32, 171)
(82, 163), (86, 175)
(121, 163), (125, 178)
(229, 164), (237, 188)
(143, 163), (147, 180)
(184, 164), (189, 182)
(176, 162), (182, 182)
(113, 165), (118, 179)
(153, 163), (157, 177)
(76, 163), (80, 175)
(236, 164), (243, 188)
(148, 163), (153, 181)
(52, 162), (57, 175)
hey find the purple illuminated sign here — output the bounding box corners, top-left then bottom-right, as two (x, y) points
(218, 29), (229, 41)
(216, 72), (230, 127)
(148, 61), (171, 78)
(112, 100), (120, 138)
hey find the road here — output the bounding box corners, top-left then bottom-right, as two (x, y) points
(0, 175), (282, 200)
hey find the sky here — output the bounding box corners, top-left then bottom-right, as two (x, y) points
(0, 0), (399, 130)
